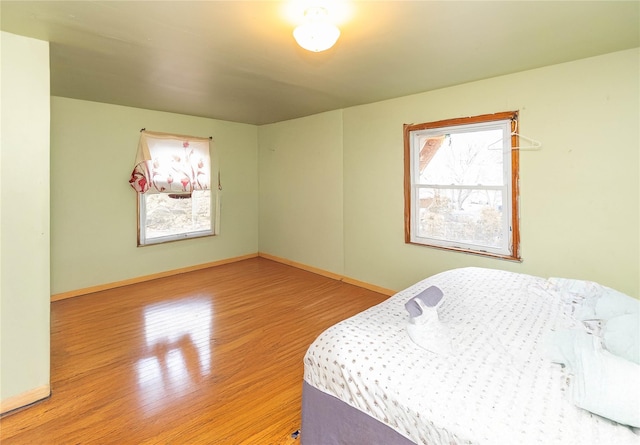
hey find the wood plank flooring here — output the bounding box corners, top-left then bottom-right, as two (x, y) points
(0, 258), (389, 444)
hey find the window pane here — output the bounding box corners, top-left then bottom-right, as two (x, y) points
(418, 129), (504, 186)
(417, 187), (504, 249)
(144, 190), (211, 240)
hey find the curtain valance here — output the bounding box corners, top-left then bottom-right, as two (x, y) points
(129, 130), (211, 194)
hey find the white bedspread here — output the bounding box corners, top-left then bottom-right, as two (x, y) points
(304, 267), (639, 445)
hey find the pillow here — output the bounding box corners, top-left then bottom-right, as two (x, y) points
(570, 331), (640, 427)
(602, 313), (640, 364)
(592, 289), (639, 320)
(547, 277), (601, 295)
(547, 277), (639, 319)
(546, 277), (599, 306)
(574, 286), (639, 321)
(546, 278), (604, 320)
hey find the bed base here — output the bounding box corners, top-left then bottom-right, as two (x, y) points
(300, 381), (416, 445)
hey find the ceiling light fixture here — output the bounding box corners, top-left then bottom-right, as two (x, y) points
(293, 6), (340, 52)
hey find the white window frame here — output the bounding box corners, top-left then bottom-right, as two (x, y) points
(138, 190), (216, 246)
(404, 111), (521, 260)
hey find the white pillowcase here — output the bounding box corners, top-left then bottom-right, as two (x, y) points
(570, 332), (640, 428)
(602, 313), (640, 364)
(547, 277), (602, 297)
(590, 289), (640, 320)
(545, 278), (640, 322)
(562, 282), (640, 321)
(544, 278), (640, 426)
(546, 277), (640, 320)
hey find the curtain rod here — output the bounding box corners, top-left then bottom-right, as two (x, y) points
(140, 128), (212, 140)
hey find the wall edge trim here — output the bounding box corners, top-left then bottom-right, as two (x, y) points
(257, 252), (396, 296)
(1, 385), (51, 416)
(50, 252), (397, 302)
(50, 253), (259, 301)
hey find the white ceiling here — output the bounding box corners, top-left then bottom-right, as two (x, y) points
(1, 1), (638, 125)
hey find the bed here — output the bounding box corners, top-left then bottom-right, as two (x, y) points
(301, 267), (640, 444)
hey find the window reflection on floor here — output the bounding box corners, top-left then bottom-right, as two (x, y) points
(136, 297), (212, 414)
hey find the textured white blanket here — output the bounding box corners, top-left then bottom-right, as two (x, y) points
(304, 267), (639, 445)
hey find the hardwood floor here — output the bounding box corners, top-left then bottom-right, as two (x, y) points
(0, 258), (389, 444)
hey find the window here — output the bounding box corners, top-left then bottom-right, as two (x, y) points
(138, 190), (213, 245)
(404, 111), (520, 260)
(130, 130), (218, 246)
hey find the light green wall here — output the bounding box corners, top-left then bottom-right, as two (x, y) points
(0, 32), (51, 403)
(260, 48), (640, 297)
(51, 97), (259, 294)
(344, 48), (639, 296)
(258, 110), (344, 274)
(48, 50), (639, 299)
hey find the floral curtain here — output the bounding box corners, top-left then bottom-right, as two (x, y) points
(129, 130), (211, 194)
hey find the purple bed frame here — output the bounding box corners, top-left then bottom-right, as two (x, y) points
(300, 381), (417, 445)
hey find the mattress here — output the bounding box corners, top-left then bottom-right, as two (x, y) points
(302, 267), (639, 444)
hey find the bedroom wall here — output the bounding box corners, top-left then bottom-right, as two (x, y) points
(51, 48), (640, 298)
(0, 32), (51, 408)
(342, 48), (639, 296)
(259, 48), (639, 297)
(50, 97), (259, 295)
(258, 110), (344, 275)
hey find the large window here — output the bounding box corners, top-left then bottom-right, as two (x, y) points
(130, 130), (218, 246)
(404, 111), (521, 260)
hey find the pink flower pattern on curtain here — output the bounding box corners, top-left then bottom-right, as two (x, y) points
(129, 130), (211, 194)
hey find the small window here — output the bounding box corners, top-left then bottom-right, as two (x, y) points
(138, 190), (213, 245)
(404, 111), (521, 260)
(130, 130), (218, 246)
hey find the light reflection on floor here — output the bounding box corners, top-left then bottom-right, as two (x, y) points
(136, 297), (212, 415)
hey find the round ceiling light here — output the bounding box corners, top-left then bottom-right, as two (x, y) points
(293, 7), (341, 52)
